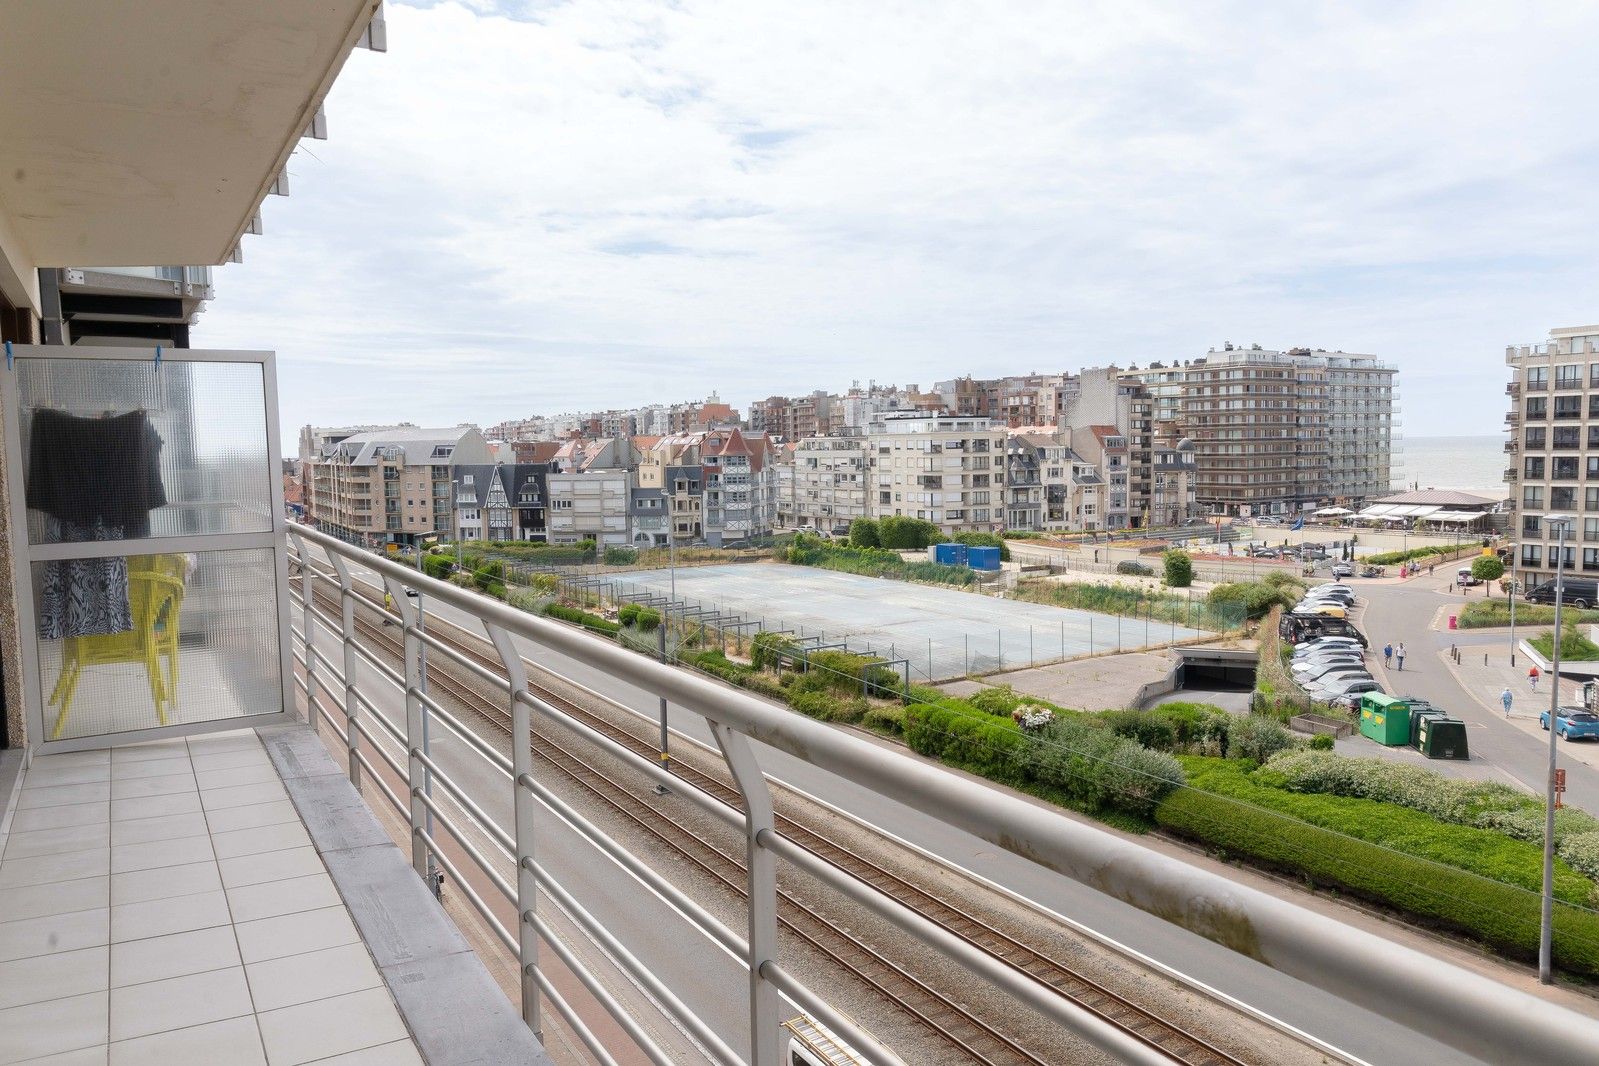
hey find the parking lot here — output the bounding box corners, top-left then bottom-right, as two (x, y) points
(599, 562), (1214, 681)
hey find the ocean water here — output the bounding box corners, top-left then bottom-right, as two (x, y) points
(1397, 435), (1504, 497)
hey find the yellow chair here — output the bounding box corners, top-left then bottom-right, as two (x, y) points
(48, 554), (187, 740)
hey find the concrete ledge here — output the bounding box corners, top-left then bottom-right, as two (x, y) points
(259, 724), (551, 1066)
(0, 746), (26, 858)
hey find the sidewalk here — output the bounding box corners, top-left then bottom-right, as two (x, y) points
(1444, 635), (1599, 784)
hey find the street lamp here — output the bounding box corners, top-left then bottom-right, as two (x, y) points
(1540, 513), (1574, 984)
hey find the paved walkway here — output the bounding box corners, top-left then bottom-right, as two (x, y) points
(940, 652), (1177, 710)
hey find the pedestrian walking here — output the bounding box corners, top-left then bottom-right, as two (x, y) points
(382, 590), (395, 626)
(1501, 687), (1513, 717)
(1395, 642), (1406, 671)
(1530, 665), (1541, 691)
(1382, 641), (1393, 668)
(1429, 563), (1436, 576)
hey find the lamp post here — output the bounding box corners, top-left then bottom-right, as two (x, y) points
(1540, 513), (1574, 984)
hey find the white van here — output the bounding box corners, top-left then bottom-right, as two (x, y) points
(1458, 566), (1479, 587)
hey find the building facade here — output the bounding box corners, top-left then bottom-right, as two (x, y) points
(310, 426), (491, 547)
(1506, 324), (1599, 584)
(789, 436), (868, 533)
(452, 463), (548, 542)
(865, 414), (1006, 533)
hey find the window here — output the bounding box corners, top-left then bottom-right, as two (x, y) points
(1556, 365), (1582, 389)
(1524, 486), (1544, 507)
(1554, 427), (1580, 448)
(1585, 547), (1599, 571)
(1588, 488), (1599, 511)
(1555, 395), (1582, 419)
(1586, 518), (1599, 543)
(556, 500), (573, 509)
(1527, 367), (1549, 389)
(1527, 397), (1548, 419)
(1555, 457), (1580, 480)
(462, 474), (474, 486)
(1554, 487), (1577, 509)
(1589, 457), (1599, 480)
(1526, 427), (1547, 448)
(1523, 513), (1544, 534)
(1525, 457), (1545, 479)
(1522, 544), (1542, 567)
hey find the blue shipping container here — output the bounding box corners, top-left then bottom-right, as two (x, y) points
(933, 543), (968, 566)
(967, 545), (1001, 570)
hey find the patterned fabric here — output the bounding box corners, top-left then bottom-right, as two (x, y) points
(37, 519), (131, 640)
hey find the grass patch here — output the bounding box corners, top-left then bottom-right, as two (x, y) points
(1456, 601), (1599, 629)
(1529, 625), (1599, 662)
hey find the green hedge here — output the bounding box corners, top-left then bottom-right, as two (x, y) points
(421, 554), (453, 581)
(785, 534), (975, 585)
(1157, 760), (1599, 975)
(1116, 560), (1154, 576)
(1529, 625), (1599, 662)
(1011, 580), (1245, 631)
(1364, 545), (1461, 566)
(1455, 601), (1599, 629)
(543, 602), (620, 635)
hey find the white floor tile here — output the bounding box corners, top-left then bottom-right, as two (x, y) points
(204, 801), (300, 835)
(111, 926), (239, 988)
(256, 988), (407, 1066)
(219, 847), (324, 890)
(109, 793), (200, 823)
(0, 848), (109, 890)
(210, 822), (311, 861)
(189, 749), (273, 773)
(1, 823), (109, 861)
(109, 835), (214, 876)
(25, 751), (109, 770)
(108, 1016), (265, 1066)
(245, 943), (380, 1013)
(304, 1040), (422, 1065)
(201, 782), (289, 812)
(0, 910), (109, 964)
(110, 741), (189, 764)
(185, 733), (261, 755)
(110, 861), (220, 907)
(9, 804), (108, 835)
(108, 813), (209, 848)
(11, 1045), (108, 1065)
(108, 966), (252, 1043)
(109, 891), (231, 944)
(108, 776), (195, 803)
(106, 759), (192, 783)
(195, 763), (280, 791)
(233, 907), (359, 966)
(0, 946), (107, 1010)
(0, 991), (107, 1064)
(226, 874), (340, 924)
(17, 783), (111, 811)
(0, 877), (108, 925)
(21, 764), (110, 789)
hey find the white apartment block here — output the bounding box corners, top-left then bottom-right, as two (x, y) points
(1507, 324), (1599, 584)
(866, 414), (1006, 532)
(310, 426), (492, 548)
(547, 469), (633, 546)
(790, 437), (868, 533)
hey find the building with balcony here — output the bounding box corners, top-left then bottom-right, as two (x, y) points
(788, 436), (868, 533)
(1005, 430), (1106, 532)
(865, 414), (1006, 533)
(310, 427), (491, 548)
(452, 462), (548, 542)
(1506, 324), (1599, 583)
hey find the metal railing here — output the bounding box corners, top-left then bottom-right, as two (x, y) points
(284, 525), (1599, 1066)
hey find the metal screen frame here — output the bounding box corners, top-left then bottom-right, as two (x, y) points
(1, 345), (294, 753)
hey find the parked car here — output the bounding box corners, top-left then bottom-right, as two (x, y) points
(1309, 676), (1381, 701)
(1525, 578), (1599, 609)
(1293, 660), (1365, 683)
(1456, 567), (1479, 587)
(1540, 707), (1599, 741)
(1331, 562), (1354, 578)
(1359, 565), (1385, 578)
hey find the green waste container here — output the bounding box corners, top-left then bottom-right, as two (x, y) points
(1409, 708), (1446, 749)
(1419, 717), (1470, 760)
(1359, 693), (1412, 746)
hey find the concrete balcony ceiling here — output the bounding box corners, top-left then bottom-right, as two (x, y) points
(0, 1), (378, 271)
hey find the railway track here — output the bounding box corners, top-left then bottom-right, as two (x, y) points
(309, 579), (1256, 1066)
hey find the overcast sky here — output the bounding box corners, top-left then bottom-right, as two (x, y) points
(193, 0), (1599, 442)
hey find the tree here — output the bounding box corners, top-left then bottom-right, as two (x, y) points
(1163, 548), (1193, 588)
(848, 517), (880, 548)
(1472, 554), (1505, 594)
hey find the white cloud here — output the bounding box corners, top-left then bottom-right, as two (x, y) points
(194, 0), (1599, 439)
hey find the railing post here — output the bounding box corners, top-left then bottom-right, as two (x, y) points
(295, 534), (319, 725)
(711, 722), (780, 1066)
(386, 575), (429, 882)
(326, 551), (361, 791)
(485, 622), (541, 1039)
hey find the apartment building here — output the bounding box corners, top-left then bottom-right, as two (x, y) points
(865, 414), (1006, 532)
(1506, 324), (1599, 584)
(452, 462), (548, 542)
(1069, 425), (1132, 529)
(789, 436), (869, 533)
(311, 426), (491, 547)
(1004, 430), (1106, 532)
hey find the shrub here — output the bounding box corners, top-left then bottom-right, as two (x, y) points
(1028, 718), (1184, 816)
(1471, 555), (1505, 583)
(1529, 624), (1599, 662)
(448, 572), (477, 589)
(785, 535), (976, 586)
(1157, 759), (1599, 975)
(906, 702), (1028, 782)
(1116, 560), (1154, 576)
(485, 580), (507, 600)
(529, 572), (560, 595)
(1456, 601), (1599, 629)
(1208, 581), (1294, 620)
(967, 685), (1025, 717)
(1309, 733), (1335, 750)
(543, 602), (620, 635)
(1224, 715), (1296, 764)
(751, 631), (800, 671)
(863, 703), (907, 734)
(602, 545), (639, 566)
(507, 588), (552, 614)
(635, 607), (661, 631)
(471, 559), (505, 592)
(1364, 545), (1457, 566)
(735, 672), (787, 700)
(617, 603), (641, 627)
(878, 516), (941, 550)
(1163, 549), (1193, 588)
(848, 517), (881, 548)
(421, 554), (454, 581)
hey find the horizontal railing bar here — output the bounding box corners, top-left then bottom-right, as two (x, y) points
(352, 746), (407, 820)
(518, 772), (743, 958)
(411, 623), (507, 689)
(529, 854), (743, 1066)
(407, 684), (514, 778)
(528, 958), (628, 1066)
(764, 829), (1169, 1065)
(293, 523), (1599, 1064)
(350, 715), (409, 787)
(415, 747), (515, 856)
(527, 907), (672, 1066)
(416, 826), (518, 956)
(413, 788), (516, 906)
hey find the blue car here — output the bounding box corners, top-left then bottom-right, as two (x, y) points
(1540, 707), (1599, 741)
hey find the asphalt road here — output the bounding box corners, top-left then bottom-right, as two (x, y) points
(325, 559), (1507, 1066)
